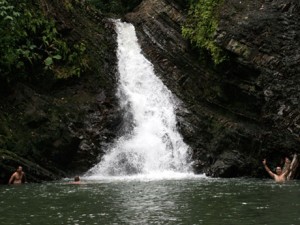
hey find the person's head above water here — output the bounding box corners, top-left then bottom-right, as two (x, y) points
(74, 176), (80, 182)
(275, 166), (282, 175)
(17, 166), (23, 173)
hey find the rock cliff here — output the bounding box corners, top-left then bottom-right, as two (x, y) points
(1, 0), (299, 182)
(125, 0), (300, 177)
(0, 0), (121, 183)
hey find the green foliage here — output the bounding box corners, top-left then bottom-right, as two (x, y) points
(63, 0), (74, 12)
(0, 0), (87, 82)
(182, 0), (225, 64)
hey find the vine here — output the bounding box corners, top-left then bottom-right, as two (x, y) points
(182, 0), (225, 65)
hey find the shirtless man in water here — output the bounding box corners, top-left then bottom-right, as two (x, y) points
(69, 176), (81, 184)
(262, 158), (291, 183)
(8, 166), (26, 184)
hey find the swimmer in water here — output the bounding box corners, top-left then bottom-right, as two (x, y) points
(8, 166), (26, 185)
(262, 158), (291, 183)
(69, 176), (81, 184)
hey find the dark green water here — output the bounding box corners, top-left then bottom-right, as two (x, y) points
(0, 177), (299, 225)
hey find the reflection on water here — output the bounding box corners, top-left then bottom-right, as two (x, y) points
(0, 178), (299, 225)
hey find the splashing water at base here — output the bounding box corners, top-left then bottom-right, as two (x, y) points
(85, 20), (194, 180)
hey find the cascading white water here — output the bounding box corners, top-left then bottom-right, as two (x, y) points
(86, 21), (194, 179)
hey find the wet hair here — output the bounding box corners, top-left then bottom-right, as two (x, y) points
(74, 176), (80, 182)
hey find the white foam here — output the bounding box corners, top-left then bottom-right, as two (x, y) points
(85, 172), (207, 183)
(85, 20), (195, 179)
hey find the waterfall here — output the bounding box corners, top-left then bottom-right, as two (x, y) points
(85, 21), (193, 179)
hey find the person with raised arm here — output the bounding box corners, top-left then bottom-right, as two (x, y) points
(262, 157), (291, 183)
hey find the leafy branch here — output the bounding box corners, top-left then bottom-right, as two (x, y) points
(182, 0), (225, 65)
(0, 0), (87, 82)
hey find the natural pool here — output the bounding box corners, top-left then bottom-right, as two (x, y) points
(0, 176), (299, 225)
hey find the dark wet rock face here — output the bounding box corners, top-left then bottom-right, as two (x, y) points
(125, 0), (300, 177)
(214, 0), (300, 176)
(0, 0), (121, 183)
(216, 0), (300, 137)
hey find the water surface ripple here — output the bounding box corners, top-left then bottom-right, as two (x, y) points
(1, 178), (299, 225)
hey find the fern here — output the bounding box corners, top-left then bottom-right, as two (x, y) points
(182, 0), (225, 64)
